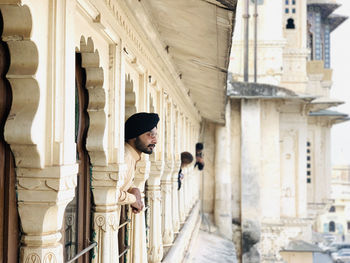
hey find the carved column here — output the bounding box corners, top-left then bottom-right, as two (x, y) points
(161, 161), (174, 248)
(91, 164), (123, 263)
(185, 167), (192, 215)
(187, 166), (194, 210)
(131, 159), (150, 263)
(182, 167), (189, 217)
(171, 160), (181, 233)
(17, 165), (77, 263)
(178, 169), (186, 224)
(147, 161), (164, 263)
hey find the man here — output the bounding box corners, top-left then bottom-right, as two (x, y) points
(117, 112), (159, 213)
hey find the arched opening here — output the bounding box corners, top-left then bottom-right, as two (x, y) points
(286, 18), (295, 29)
(118, 73), (137, 263)
(63, 52), (93, 262)
(125, 74), (136, 120)
(0, 10), (20, 263)
(329, 221), (336, 232)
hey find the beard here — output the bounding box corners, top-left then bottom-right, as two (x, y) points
(135, 137), (155, 155)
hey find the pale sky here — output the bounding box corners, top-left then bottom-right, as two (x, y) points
(330, 0), (350, 165)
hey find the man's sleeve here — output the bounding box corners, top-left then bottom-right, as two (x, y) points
(117, 189), (137, 205)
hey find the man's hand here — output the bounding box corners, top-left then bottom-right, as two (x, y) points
(131, 199), (144, 214)
(128, 187), (141, 200)
(128, 188), (144, 213)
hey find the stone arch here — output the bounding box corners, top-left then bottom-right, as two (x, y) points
(62, 36), (107, 261)
(125, 73), (136, 120)
(78, 36), (107, 166)
(329, 221), (335, 232)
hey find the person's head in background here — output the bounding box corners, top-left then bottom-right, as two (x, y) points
(180, 152), (193, 168)
(195, 143), (203, 157)
(195, 142), (204, 170)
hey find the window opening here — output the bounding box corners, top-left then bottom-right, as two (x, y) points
(286, 18), (295, 29)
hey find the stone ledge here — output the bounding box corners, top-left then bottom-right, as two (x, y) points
(162, 201), (200, 263)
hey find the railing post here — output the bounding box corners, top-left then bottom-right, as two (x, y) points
(147, 160), (164, 263)
(172, 161), (181, 233)
(178, 168), (186, 224)
(131, 159), (150, 263)
(91, 164), (122, 263)
(161, 161), (175, 248)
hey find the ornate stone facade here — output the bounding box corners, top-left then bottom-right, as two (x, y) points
(0, 0), (235, 262)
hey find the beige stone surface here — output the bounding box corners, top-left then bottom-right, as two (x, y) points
(191, 230), (237, 263)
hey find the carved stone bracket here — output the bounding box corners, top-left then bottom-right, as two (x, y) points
(1, 4), (41, 168)
(79, 36), (108, 167)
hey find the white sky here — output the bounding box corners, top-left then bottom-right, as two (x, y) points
(330, 0), (350, 165)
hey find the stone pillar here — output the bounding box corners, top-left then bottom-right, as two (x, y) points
(214, 118), (233, 240)
(91, 164), (123, 263)
(17, 165), (77, 263)
(161, 161), (174, 247)
(189, 166), (195, 209)
(184, 167), (192, 214)
(178, 172), (186, 224)
(241, 99), (261, 263)
(172, 161), (181, 233)
(182, 168), (188, 216)
(185, 167), (192, 210)
(131, 160), (150, 263)
(147, 161), (164, 263)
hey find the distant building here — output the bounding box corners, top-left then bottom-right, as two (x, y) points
(317, 165), (350, 239)
(217, 0), (349, 262)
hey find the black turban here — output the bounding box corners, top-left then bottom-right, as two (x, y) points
(125, 112), (159, 140)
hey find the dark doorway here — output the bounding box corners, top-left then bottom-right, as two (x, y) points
(63, 52), (92, 262)
(0, 13), (20, 263)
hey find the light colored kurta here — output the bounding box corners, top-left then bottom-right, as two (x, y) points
(117, 142), (141, 204)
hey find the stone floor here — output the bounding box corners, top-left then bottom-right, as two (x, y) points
(191, 227), (237, 263)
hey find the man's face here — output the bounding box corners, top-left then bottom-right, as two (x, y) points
(135, 127), (158, 154)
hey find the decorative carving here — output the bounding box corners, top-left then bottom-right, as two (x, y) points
(148, 245), (163, 263)
(146, 190), (161, 202)
(108, 214), (119, 231)
(25, 253), (41, 263)
(102, 0), (150, 63)
(95, 215), (106, 229)
(43, 253), (57, 263)
(162, 229), (173, 246)
(16, 170), (77, 193)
